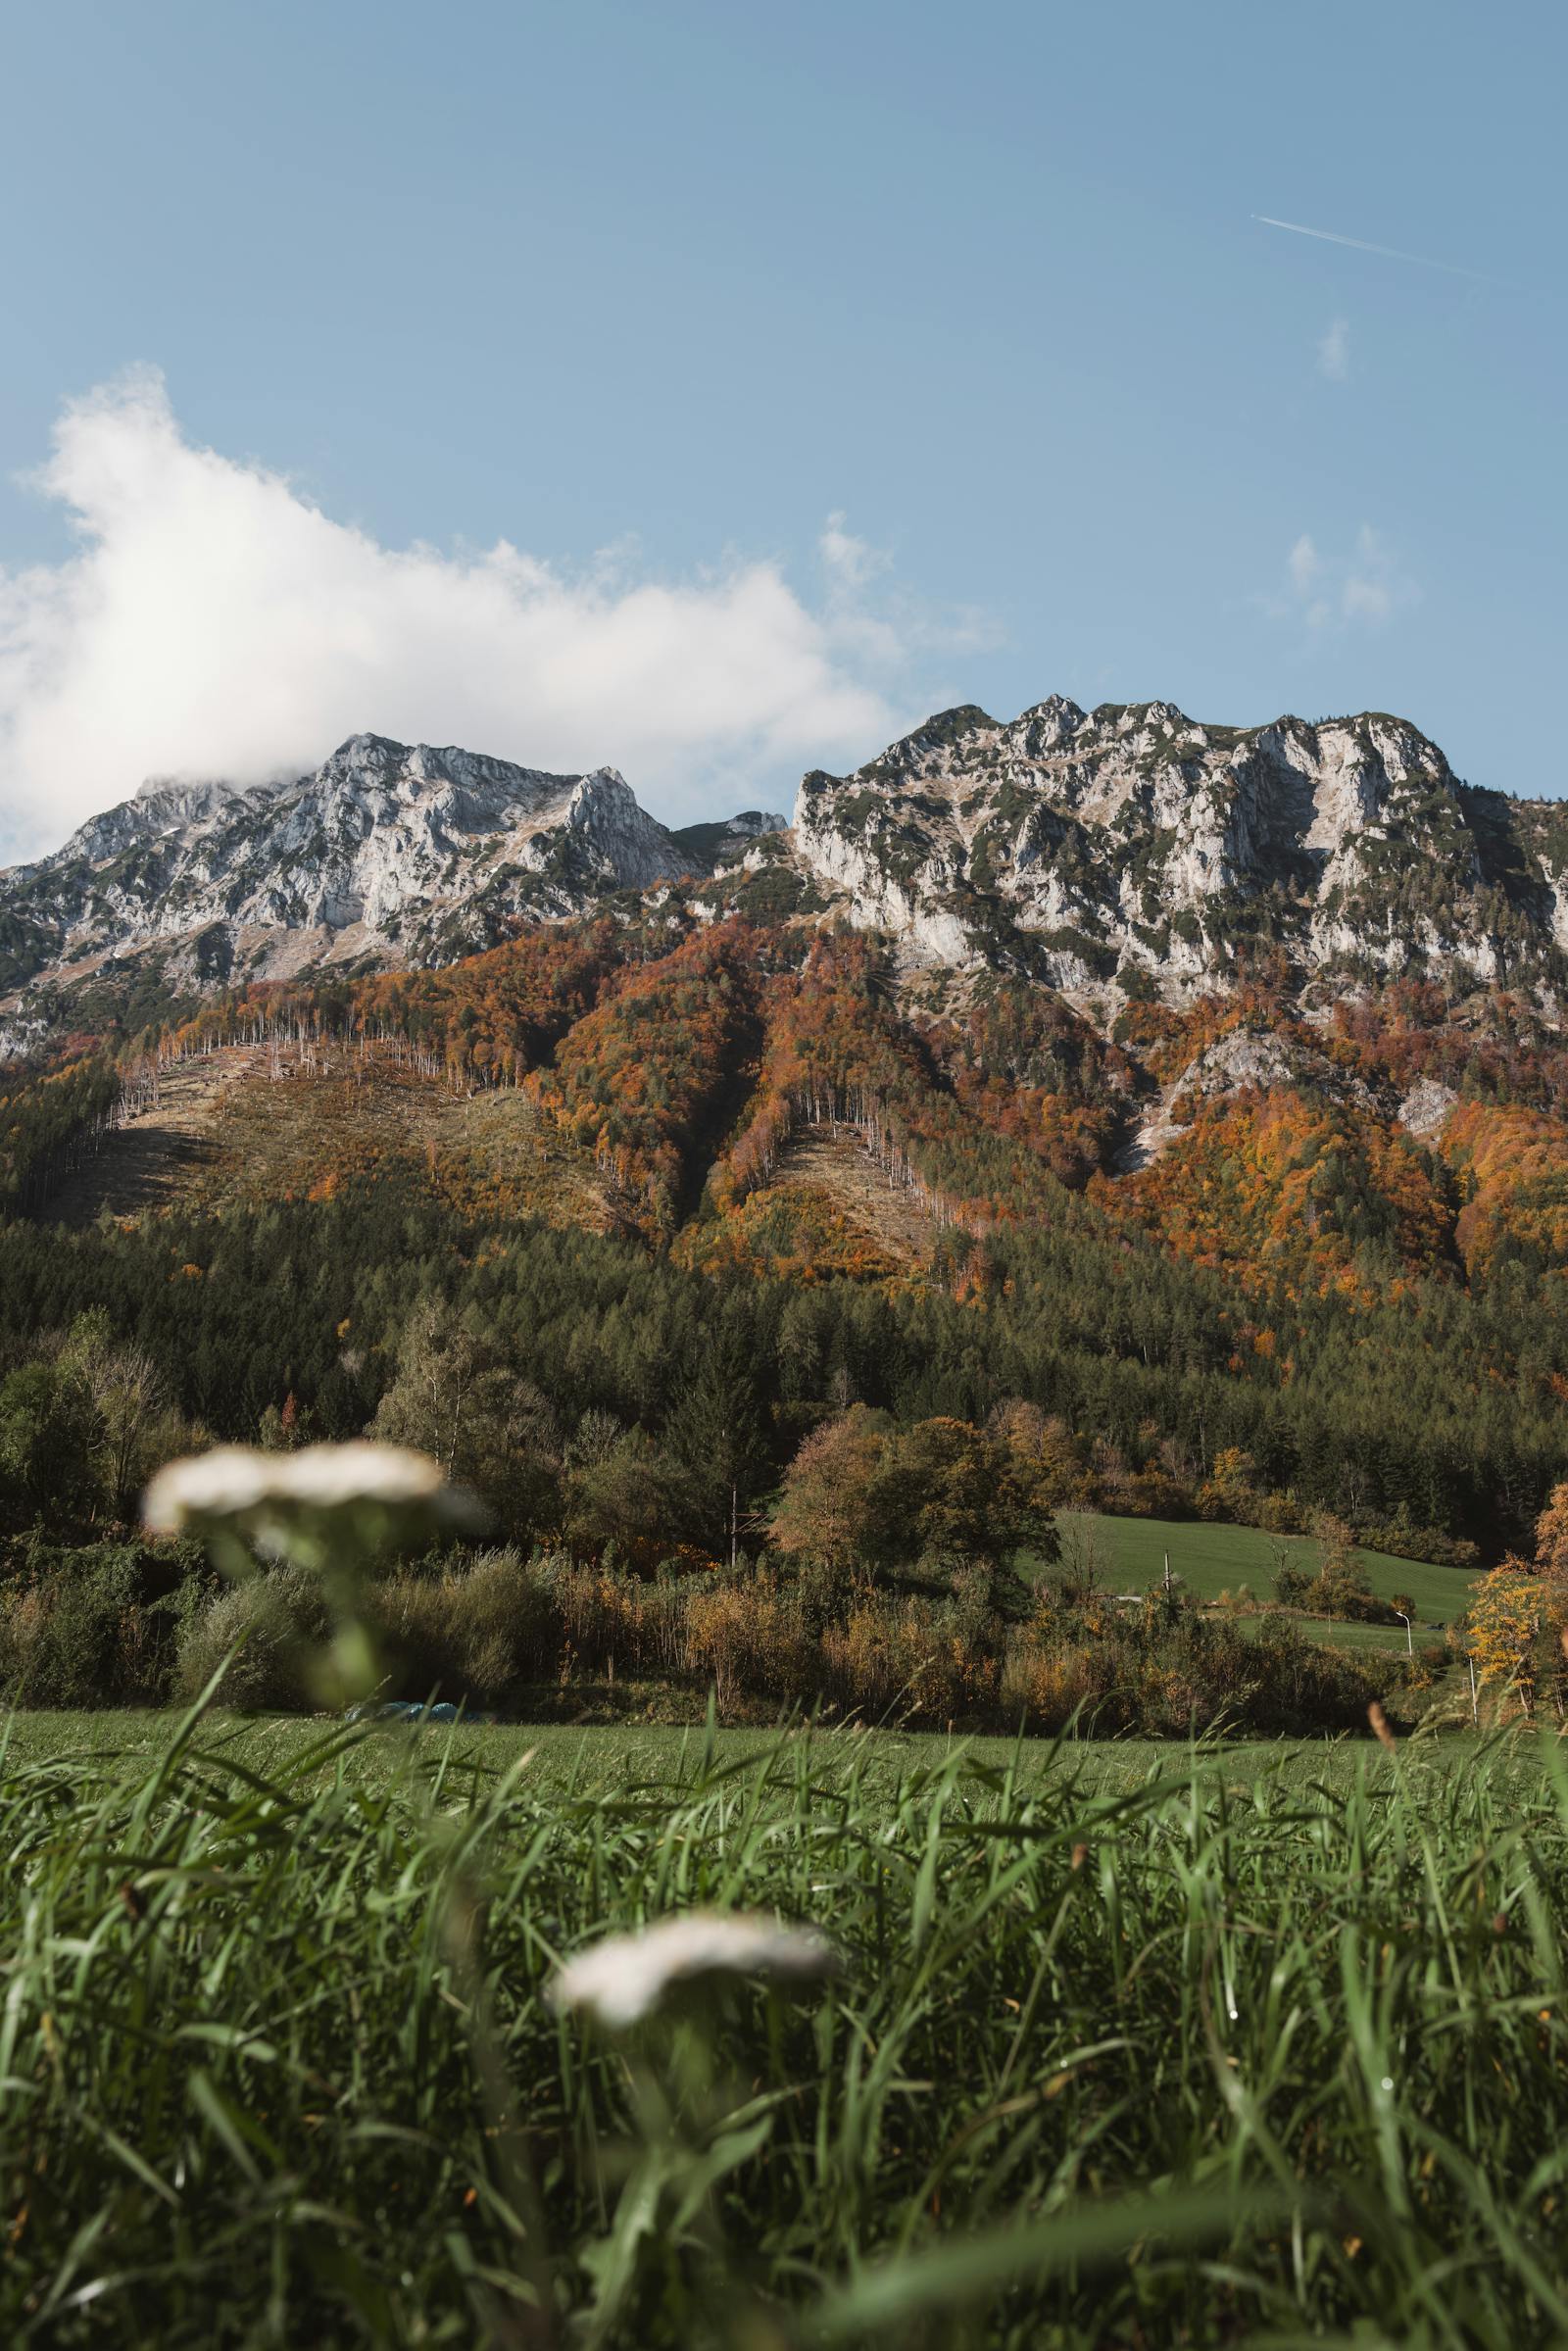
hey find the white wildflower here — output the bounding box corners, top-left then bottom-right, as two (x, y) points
(550, 1911), (840, 2030)
(264, 1442), (447, 1512)
(143, 1441), (473, 1536)
(143, 1446), (279, 1529)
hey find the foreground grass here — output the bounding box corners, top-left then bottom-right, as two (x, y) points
(3, 1706), (1566, 2347)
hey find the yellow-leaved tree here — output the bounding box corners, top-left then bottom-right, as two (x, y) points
(1536, 1480), (1568, 1583)
(1466, 1562), (1546, 1719)
(1464, 1481), (1568, 1722)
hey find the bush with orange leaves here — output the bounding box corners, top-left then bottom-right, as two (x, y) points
(1464, 1564), (1552, 1721)
(1537, 1480), (1568, 1582)
(683, 1571), (816, 1713)
(678, 1555), (1013, 1729)
(1002, 1592), (1397, 1739)
(552, 1559), (692, 1681)
(1462, 1480), (1568, 1722)
(820, 1591), (1000, 1726)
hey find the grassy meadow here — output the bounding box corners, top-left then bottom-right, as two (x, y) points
(0, 1704), (1489, 1791)
(4, 1699), (1567, 2347)
(1054, 1511), (1470, 1648)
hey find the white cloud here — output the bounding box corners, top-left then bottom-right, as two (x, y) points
(819, 510), (883, 591)
(1340, 576), (1390, 623)
(1316, 317), (1350, 381)
(0, 372), (932, 859)
(1339, 524), (1407, 627)
(1272, 522), (1413, 634)
(1288, 533), (1320, 594)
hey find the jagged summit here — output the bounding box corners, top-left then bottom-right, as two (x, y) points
(789, 700), (1568, 987)
(0, 734), (719, 1009)
(3, 701), (1566, 1051)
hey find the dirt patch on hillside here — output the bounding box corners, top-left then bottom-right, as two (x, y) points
(436, 1089), (615, 1232)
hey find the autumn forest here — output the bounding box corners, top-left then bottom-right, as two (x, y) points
(3, 906), (1567, 1732)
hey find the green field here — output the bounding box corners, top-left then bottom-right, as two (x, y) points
(3, 1703), (1565, 2346)
(0, 1704), (1494, 1793)
(1058, 1511), (1475, 1647)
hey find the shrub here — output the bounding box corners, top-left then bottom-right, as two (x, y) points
(175, 1566), (331, 1712)
(1271, 1557), (1312, 1606)
(685, 1570), (816, 1711)
(0, 1543), (187, 1707)
(1000, 1634), (1106, 1731)
(819, 1590), (998, 1726)
(554, 1554), (700, 1680)
(999, 1601), (1394, 1739)
(1307, 1561), (1382, 1621)
(373, 1547), (560, 1705)
(1257, 1490), (1307, 1534)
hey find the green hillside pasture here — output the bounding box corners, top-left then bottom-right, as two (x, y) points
(1310, 1616), (1449, 1653)
(1052, 1511), (1475, 1649)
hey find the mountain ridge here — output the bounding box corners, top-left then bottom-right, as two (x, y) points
(788, 698), (1568, 989)
(4, 698), (1566, 1056)
(0, 732), (786, 1036)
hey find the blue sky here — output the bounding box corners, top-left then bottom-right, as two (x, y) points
(0, 0), (1561, 853)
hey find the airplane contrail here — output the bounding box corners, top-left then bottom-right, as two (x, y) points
(1251, 215), (1515, 290)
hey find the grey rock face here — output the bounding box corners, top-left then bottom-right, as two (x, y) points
(1397, 1076), (1458, 1138)
(4, 701), (1564, 1049)
(0, 734), (704, 1000)
(785, 699), (1568, 988)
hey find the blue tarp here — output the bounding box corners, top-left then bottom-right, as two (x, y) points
(345, 1699), (494, 1725)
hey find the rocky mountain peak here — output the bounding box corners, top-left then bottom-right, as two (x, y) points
(0, 735), (743, 1019)
(786, 698), (1568, 992)
(4, 699), (1564, 1052)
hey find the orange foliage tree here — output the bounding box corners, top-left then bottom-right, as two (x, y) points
(531, 923), (765, 1237)
(1443, 1102), (1568, 1283)
(1465, 1484), (1568, 1719)
(1106, 1089), (1452, 1294)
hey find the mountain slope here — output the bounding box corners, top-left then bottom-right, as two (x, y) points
(0, 735), (785, 1020)
(787, 699), (1568, 987)
(7, 909), (1567, 1561)
(2, 673), (1566, 1590)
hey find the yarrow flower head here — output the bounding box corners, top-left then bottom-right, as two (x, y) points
(144, 1443), (484, 1709)
(549, 1911), (840, 2031)
(143, 1442), (482, 1553)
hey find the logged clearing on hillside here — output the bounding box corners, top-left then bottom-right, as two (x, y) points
(43, 1048), (259, 1224)
(768, 1124), (945, 1260)
(41, 1045), (616, 1233)
(675, 1123), (950, 1282)
(41, 1041), (948, 1274)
